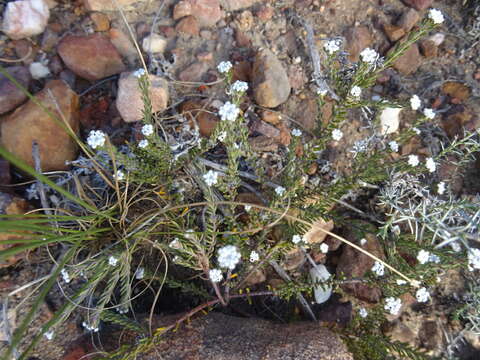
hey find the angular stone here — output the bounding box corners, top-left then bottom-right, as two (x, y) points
(383, 24), (405, 42)
(0, 66), (31, 115)
(116, 71), (169, 123)
(178, 62), (209, 82)
(397, 8), (420, 33)
(1, 80), (79, 172)
(58, 34), (126, 81)
(175, 16), (200, 37)
(142, 33), (167, 53)
(2, 0), (50, 40)
(109, 28), (137, 65)
(419, 39), (438, 58)
(90, 12), (110, 32)
(173, 1), (192, 20)
(82, 0), (146, 11)
(344, 26), (373, 62)
(252, 49), (291, 108)
(441, 81), (471, 101)
(391, 43), (421, 75)
(401, 0), (433, 11)
(220, 0), (261, 11)
(174, 0), (222, 27)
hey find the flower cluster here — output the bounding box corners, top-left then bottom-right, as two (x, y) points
(219, 101), (240, 121)
(108, 256), (119, 266)
(468, 248), (480, 271)
(371, 261), (385, 276)
(82, 321), (99, 332)
(428, 9), (444, 25)
(291, 128), (302, 137)
(408, 154), (419, 167)
(230, 80), (248, 93)
(384, 297), (402, 315)
(417, 249), (440, 265)
(320, 243), (329, 253)
(135, 267), (145, 279)
(133, 68), (146, 78)
(425, 157), (436, 173)
(410, 95), (421, 110)
(115, 170), (125, 181)
(350, 86), (362, 98)
(292, 234), (303, 244)
(415, 287), (430, 303)
(209, 268), (223, 283)
(360, 48), (379, 64)
(61, 269), (71, 283)
(217, 245), (241, 270)
(141, 124), (154, 136)
(249, 250), (259, 263)
(87, 130), (106, 149)
(324, 39), (341, 54)
(358, 308), (368, 318)
(331, 129), (343, 141)
(388, 140), (399, 153)
(217, 61), (233, 74)
(437, 181), (446, 195)
(423, 108), (435, 120)
(139, 139), (149, 148)
(203, 170), (219, 186)
(275, 186), (286, 196)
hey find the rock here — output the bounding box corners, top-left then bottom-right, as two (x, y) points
(336, 226), (384, 303)
(90, 12), (110, 32)
(244, 268), (266, 286)
(250, 118), (280, 139)
(178, 62), (209, 82)
(391, 43), (421, 75)
(428, 33), (445, 46)
(234, 10), (254, 32)
(401, 0), (433, 11)
(282, 248), (306, 271)
(383, 320), (417, 346)
(419, 39), (438, 58)
(220, 0), (260, 11)
(137, 312), (354, 360)
(82, 0), (146, 11)
(58, 34), (126, 81)
(261, 110), (281, 125)
(12, 39), (36, 64)
(380, 107), (402, 134)
(256, 5), (274, 22)
(383, 24), (405, 42)
(1, 80), (79, 172)
(180, 99), (219, 137)
(464, 330), (480, 350)
(310, 264), (333, 304)
(288, 64), (307, 90)
(40, 28), (59, 51)
(0, 193), (31, 268)
(441, 81), (471, 102)
(0, 66), (31, 115)
(142, 33), (167, 53)
(2, 0), (50, 40)
(344, 26), (373, 62)
(109, 28), (137, 65)
(252, 49), (291, 108)
(397, 8), (420, 33)
(29, 62), (50, 79)
(175, 16), (200, 37)
(174, 0), (222, 27)
(116, 71), (169, 123)
(302, 217), (335, 245)
(418, 320), (444, 352)
(248, 136), (278, 152)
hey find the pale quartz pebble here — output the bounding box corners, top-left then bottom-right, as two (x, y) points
(428, 33), (445, 46)
(29, 62), (50, 79)
(310, 264), (332, 304)
(380, 107), (402, 134)
(142, 33), (167, 54)
(2, 0), (50, 40)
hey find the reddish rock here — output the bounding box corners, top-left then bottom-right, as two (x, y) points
(1, 80), (79, 172)
(391, 43), (421, 75)
(174, 0), (222, 27)
(13, 39), (36, 64)
(401, 0), (433, 11)
(235, 30), (251, 47)
(109, 28), (137, 65)
(344, 26), (373, 62)
(397, 8), (420, 32)
(178, 62), (209, 82)
(261, 110), (281, 125)
(256, 5), (274, 22)
(90, 12), (110, 32)
(173, 1), (192, 20)
(293, 98), (319, 131)
(248, 136), (278, 152)
(58, 34), (126, 81)
(441, 82), (471, 101)
(250, 118), (280, 138)
(419, 39), (438, 58)
(288, 64), (307, 90)
(0, 66), (31, 115)
(235, 10), (253, 32)
(383, 24), (405, 42)
(232, 61), (252, 82)
(158, 25), (177, 38)
(176, 16), (200, 36)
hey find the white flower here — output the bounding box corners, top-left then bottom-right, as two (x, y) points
(410, 95), (421, 110)
(217, 131), (227, 142)
(429, 254), (441, 263)
(244, 204), (252, 212)
(360, 48), (379, 64)
(61, 269), (71, 283)
(87, 130), (106, 149)
(44, 330), (54, 340)
(425, 157), (436, 173)
(423, 108), (435, 119)
(417, 249), (431, 264)
(437, 182), (446, 195)
(468, 248), (480, 271)
(133, 68), (146, 78)
(209, 268), (223, 283)
(450, 241), (461, 252)
(371, 261), (385, 276)
(291, 128), (302, 137)
(230, 80), (248, 93)
(428, 9), (444, 24)
(320, 243), (329, 254)
(219, 101), (240, 121)
(350, 86), (362, 98)
(82, 321), (99, 332)
(316, 88), (328, 96)
(412, 127), (421, 135)
(203, 170), (219, 186)
(217, 245), (241, 270)
(138, 139), (149, 148)
(384, 297), (402, 315)
(292, 234), (303, 244)
(249, 250), (259, 263)
(360, 238), (367, 246)
(141, 124), (154, 136)
(358, 308), (368, 318)
(388, 141), (399, 152)
(408, 154), (419, 167)
(392, 225), (401, 235)
(331, 129), (343, 141)
(169, 238), (182, 249)
(396, 279), (407, 285)
(135, 267), (145, 279)
(217, 61), (233, 73)
(115, 170), (125, 181)
(275, 186), (286, 196)
(108, 256), (118, 266)
(324, 39), (341, 54)
(416, 287), (430, 303)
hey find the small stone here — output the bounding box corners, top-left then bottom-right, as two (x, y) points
(181, 100), (219, 137)
(344, 26), (373, 62)
(383, 24), (405, 42)
(13, 39), (36, 64)
(248, 136), (278, 152)
(90, 12), (110, 32)
(380, 107), (402, 134)
(235, 10), (253, 32)
(250, 118), (280, 138)
(464, 330), (480, 351)
(196, 51), (213, 62)
(0, 66), (31, 115)
(82, 0), (146, 11)
(256, 5), (274, 22)
(109, 28), (137, 64)
(173, 1), (192, 20)
(428, 33), (445, 46)
(178, 62), (209, 82)
(419, 39), (438, 58)
(116, 71), (169, 123)
(442, 81), (470, 101)
(397, 8), (420, 32)
(261, 110), (281, 125)
(29, 62), (50, 79)
(252, 49), (291, 108)
(2, 0), (50, 40)
(174, 0), (222, 27)
(219, 0), (260, 11)
(1, 80), (80, 172)
(142, 33), (167, 53)
(58, 34), (126, 81)
(244, 269), (266, 286)
(158, 25), (177, 39)
(175, 16), (199, 37)
(401, 0), (433, 11)
(310, 264), (332, 304)
(391, 43), (421, 75)
(288, 64), (307, 90)
(282, 248), (306, 271)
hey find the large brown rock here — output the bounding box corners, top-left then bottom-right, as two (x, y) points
(252, 49), (291, 108)
(1, 80), (79, 172)
(116, 71), (169, 123)
(391, 43), (421, 75)
(58, 34), (126, 81)
(138, 312), (354, 360)
(0, 66), (31, 115)
(173, 0), (223, 27)
(336, 224), (384, 303)
(344, 26), (373, 62)
(401, 0), (433, 11)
